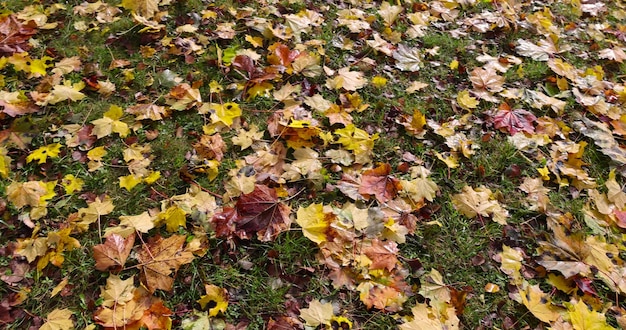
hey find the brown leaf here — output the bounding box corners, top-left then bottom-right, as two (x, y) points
(194, 133), (226, 161)
(0, 15), (37, 55)
(363, 239), (399, 271)
(93, 234), (135, 272)
(136, 235), (194, 292)
(358, 163), (402, 202)
(212, 185), (292, 241)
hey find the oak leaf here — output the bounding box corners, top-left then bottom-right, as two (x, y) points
(358, 163), (402, 203)
(136, 235), (194, 292)
(93, 233), (135, 272)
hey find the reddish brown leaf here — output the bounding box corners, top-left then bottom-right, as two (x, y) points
(358, 163), (401, 202)
(572, 275), (598, 296)
(139, 300), (173, 330)
(363, 239), (399, 271)
(0, 15), (37, 55)
(194, 133), (226, 161)
(136, 235), (194, 293)
(93, 233), (135, 272)
(493, 103), (536, 135)
(212, 185), (292, 242)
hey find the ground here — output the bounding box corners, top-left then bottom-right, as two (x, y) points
(1, 0), (626, 329)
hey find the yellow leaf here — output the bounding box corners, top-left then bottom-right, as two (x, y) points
(245, 34), (263, 48)
(50, 277), (69, 298)
(48, 80), (85, 104)
(121, 0), (159, 19)
(40, 308), (74, 330)
(457, 90), (479, 110)
(160, 205), (187, 232)
(27, 143), (62, 164)
(105, 212), (155, 237)
(62, 174), (84, 194)
(6, 181), (47, 209)
(401, 177), (439, 202)
(0, 146), (10, 178)
(101, 274), (135, 307)
(143, 171), (161, 184)
(246, 82), (273, 100)
(119, 174), (142, 191)
(567, 300), (615, 330)
(197, 284), (228, 317)
(518, 284), (563, 323)
(104, 105), (124, 120)
(371, 76), (388, 88)
(451, 185), (509, 224)
(29, 57), (53, 76)
(40, 180), (57, 205)
(87, 146), (107, 161)
(449, 59), (459, 70)
(434, 151), (459, 169)
(296, 204), (329, 244)
(300, 299), (334, 327)
(537, 166), (550, 180)
(209, 102), (242, 127)
(498, 245), (523, 285)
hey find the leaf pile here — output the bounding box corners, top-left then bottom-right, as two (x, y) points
(1, 0), (626, 328)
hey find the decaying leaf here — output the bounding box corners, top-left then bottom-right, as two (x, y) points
(136, 235), (194, 292)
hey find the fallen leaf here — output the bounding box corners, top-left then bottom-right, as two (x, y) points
(40, 308), (74, 330)
(393, 44), (421, 72)
(137, 235), (194, 292)
(299, 299), (334, 327)
(197, 284), (228, 317)
(358, 163), (402, 203)
(93, 233), (135, 271)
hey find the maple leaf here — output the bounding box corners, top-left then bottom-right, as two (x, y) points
(213, 185), (292, 242)
(166, 83), (202, 110)
(470, 67), (504, 94)
(515, 38), (556, 61)
(363, 239), (399, 271)
(121, 0), (159, 19)
(126, 103), (169, 121)
(194, 133), (226, 161)
(137, 234), (194, 292)
(93, 233), (135, 272)
(100, 274), (135, 307)
(326, 67), (367, 91)
(299, 299), (334, 327)
(0, 90), (40, 117)
(493, 104), (537, 135)
(393, 44), (421, 72)
(158, 205), (187, 232)
(47, 80), (86, 104)
(232, 124), (264, 150)
(26, 143), (62, 164)
(516, 283), (564, 323)
(197, 284), (228, 317)
(105, 212), (155, 238)
(399, 303), (460, 330)
(358, 163), (402, 203)
(451, 186), (509, 224)
(567, 299), (615, 330)
(419, 269), (451, 303)
(119, 174), (142, 191)
(40, 308), (74, 330)
(74, 195), (115, 232)
(296, 203), (330, 244)
(6, 180), (47, 209)
(457, 90), (479, 110)
(61, 174), (84, 194)
(400, 177), (439, 203)
(91, 105), (130, 139)
(0, 15), (37, 55)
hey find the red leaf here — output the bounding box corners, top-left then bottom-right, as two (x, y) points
(493, 104), (536, 135)
(0, 15), (38, 55)
(572, 275), (598, 296)
(358, 163), (401, 202)
(212, 185), (292, 241)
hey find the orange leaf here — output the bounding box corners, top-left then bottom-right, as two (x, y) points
(137, 235), (194, 292)
(358, 163), (401, 202)
(93, 233), (135, 272)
